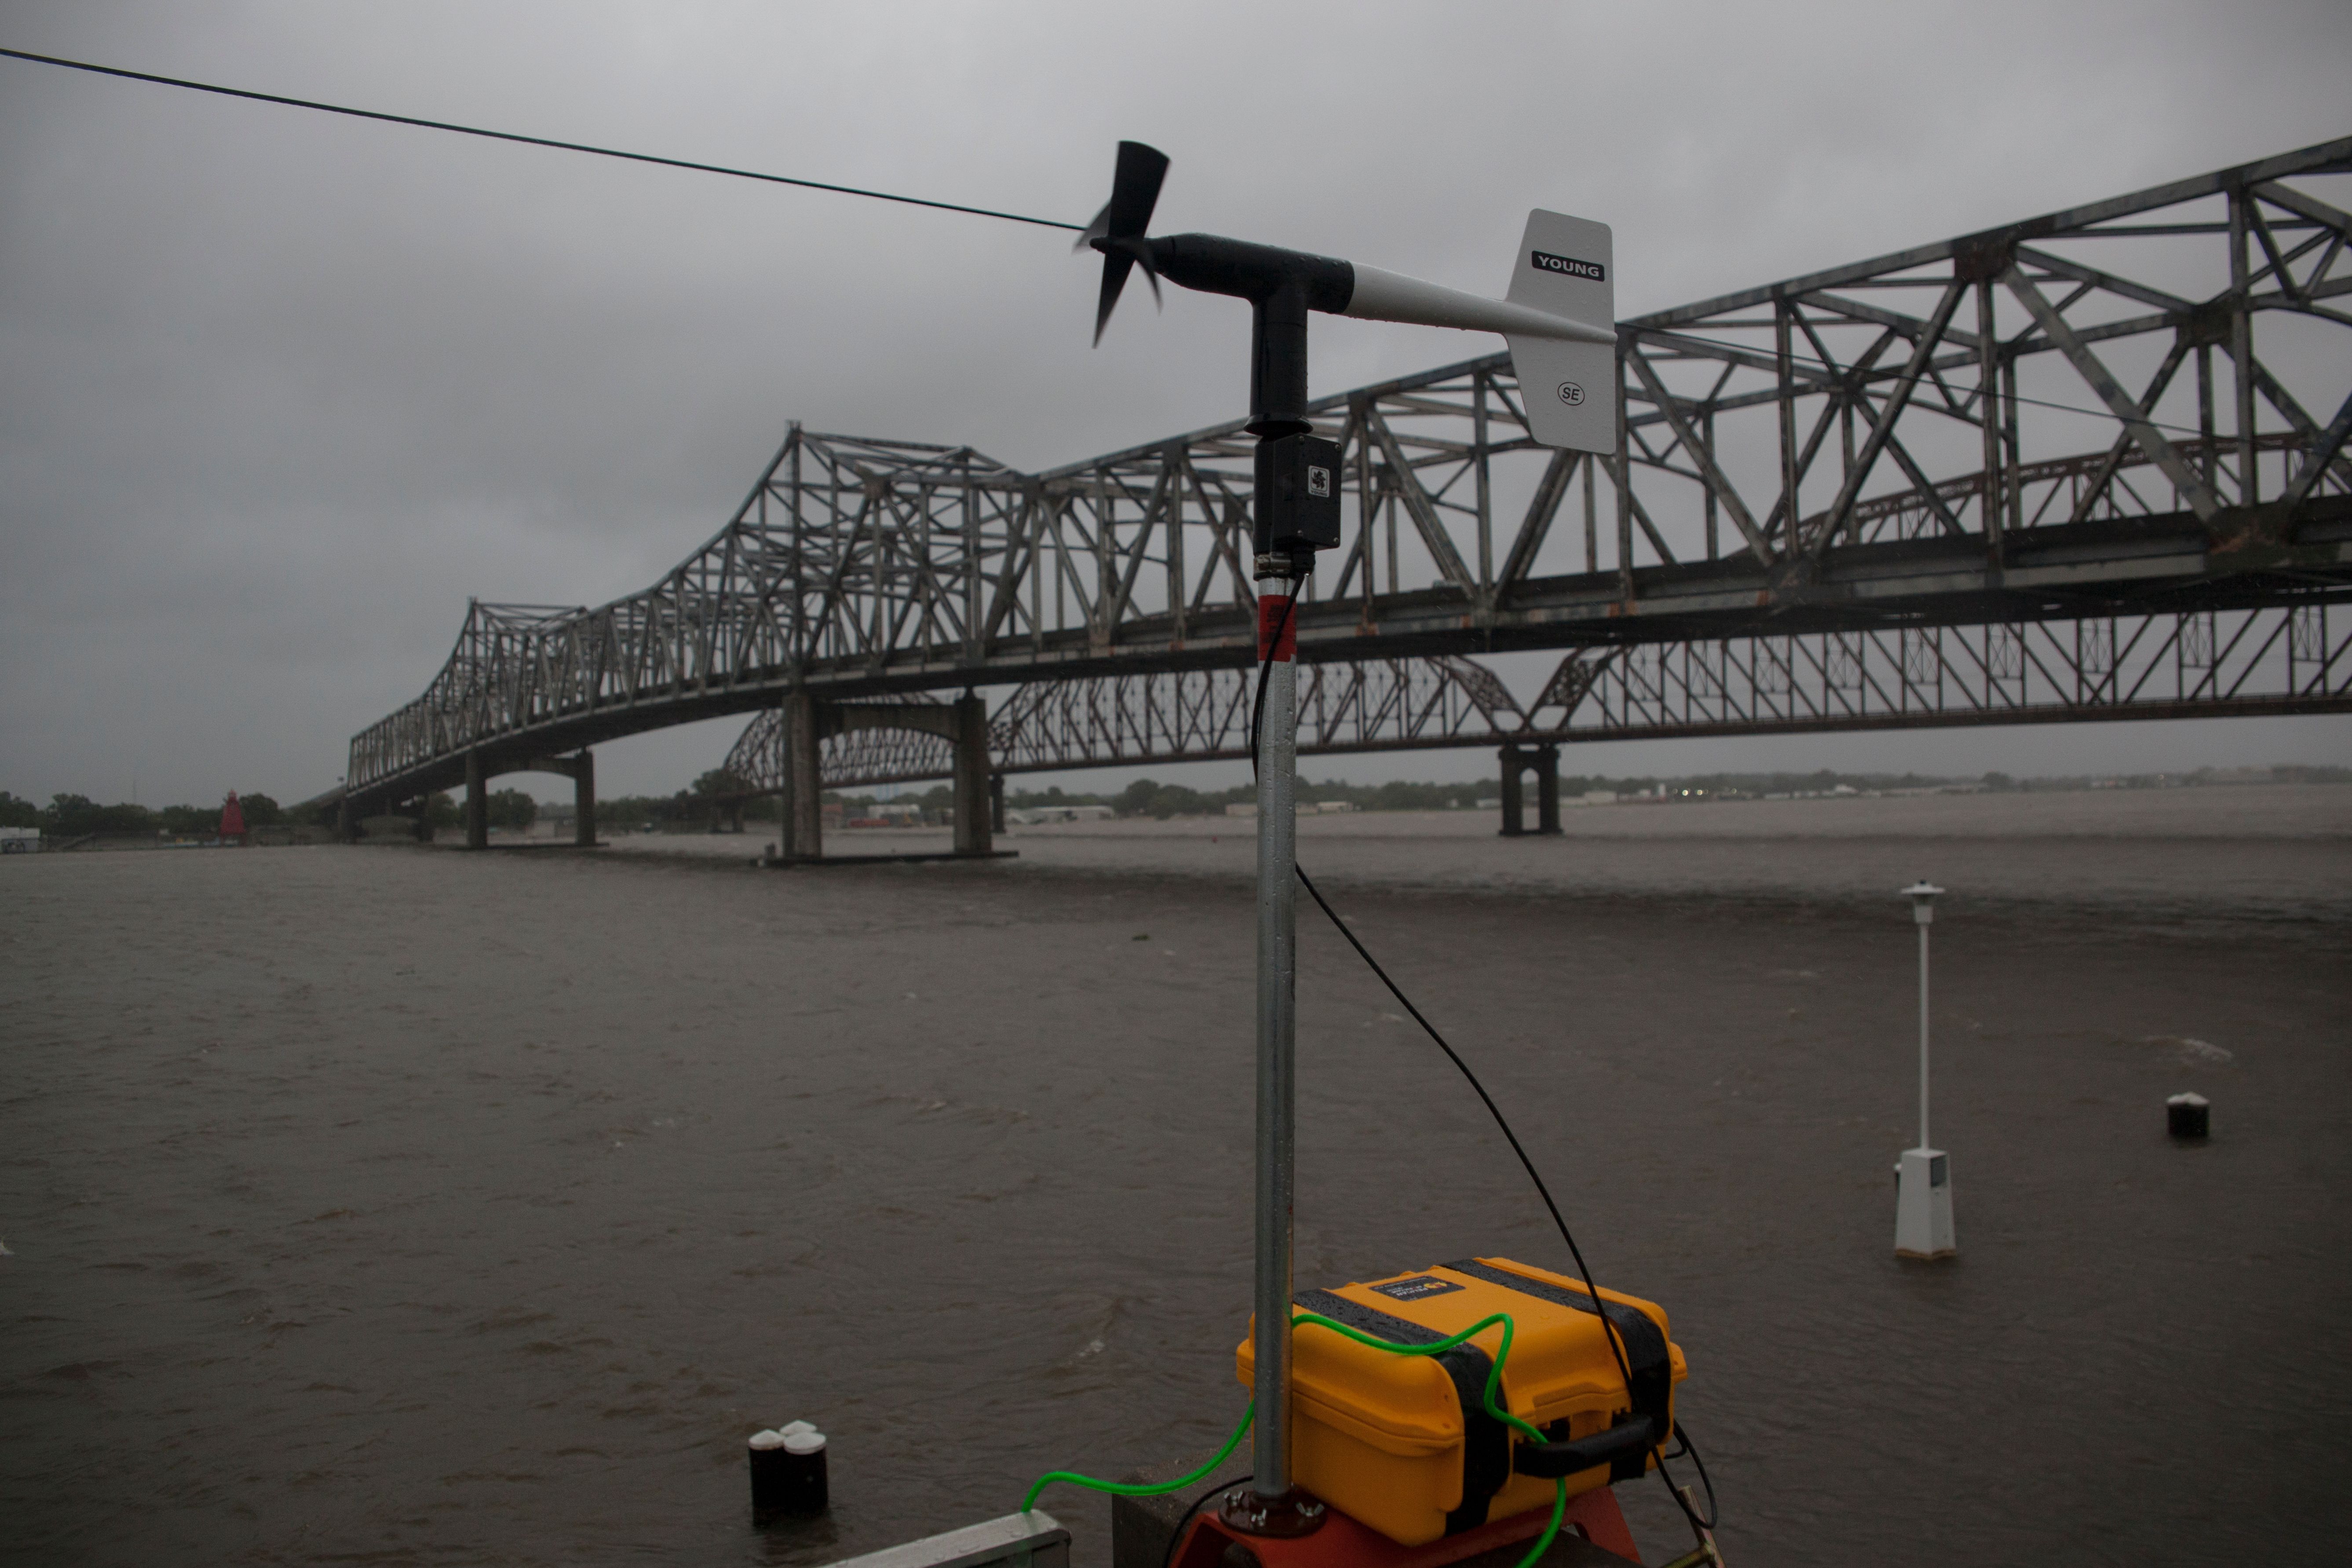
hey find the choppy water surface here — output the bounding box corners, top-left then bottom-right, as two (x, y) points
(4, 786), (2346, 1566)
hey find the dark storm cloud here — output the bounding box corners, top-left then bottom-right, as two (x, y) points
(4, 0), (2348, 802)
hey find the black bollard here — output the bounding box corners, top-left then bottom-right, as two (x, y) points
(749, 1423), (828, 1519)
(748, 1429), (788, 1517)
(2167, 1092), (2210, 1140)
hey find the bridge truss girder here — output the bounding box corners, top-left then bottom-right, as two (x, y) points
(715, 603), (2346, 793)
(346, 139), (2352, 809)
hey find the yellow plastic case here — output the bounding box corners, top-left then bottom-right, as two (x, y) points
(1234, 1257), (1686, 1548)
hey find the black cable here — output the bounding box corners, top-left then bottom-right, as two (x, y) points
(1243, 571), (1639, 1388)
(1159, 1472), (1249, 1568)
(0, 45), (1081, 231)
(1289, 863), (1638, 1400)
(1653, 1419), (1717, 1535)
(1242, 566), (1710, 1528)
(1291, 869), (1725, 1535)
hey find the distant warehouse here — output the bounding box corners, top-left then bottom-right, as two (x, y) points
(1008, 804), (1114, 824)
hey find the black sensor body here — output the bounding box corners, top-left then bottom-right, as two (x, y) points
(1255, 434), (1343, 556)
(1136, 235), (1352, 439)
(1092, 227), (1358, 570)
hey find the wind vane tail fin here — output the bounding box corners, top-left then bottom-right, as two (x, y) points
(1505, 210), (1616, 454)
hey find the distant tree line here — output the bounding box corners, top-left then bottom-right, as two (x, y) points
(593, 769), (776, 831)
(0, 791), (286, 837)
(993, 764), (2352, 819)
(7, 762), (2337, 841)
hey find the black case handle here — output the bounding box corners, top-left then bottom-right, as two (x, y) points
(1513, 1415), (1659, 1479)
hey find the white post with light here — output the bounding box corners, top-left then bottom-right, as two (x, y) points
(1895, 881), (1955, 1259)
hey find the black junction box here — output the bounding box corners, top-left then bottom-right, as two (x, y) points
(1255, 434), (1344, 556)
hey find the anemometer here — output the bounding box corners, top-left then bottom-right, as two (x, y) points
(1081, 140), (1630, 1545)
(1081, 139), (1620, 476)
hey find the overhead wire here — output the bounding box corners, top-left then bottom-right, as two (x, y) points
(0, 45), (1082, 231)
(3, 43), (2235, 453)
(4, 46), (2215, 461)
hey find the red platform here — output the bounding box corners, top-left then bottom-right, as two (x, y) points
(1171, 1485), (1639, 1568)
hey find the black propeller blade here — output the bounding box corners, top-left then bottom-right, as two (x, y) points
(1088, 140), (1169, 345)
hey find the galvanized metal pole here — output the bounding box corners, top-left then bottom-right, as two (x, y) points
(1917, 914), (1931, 1150)
(1223, 281), (1327, 1541)
(1904, 881), (1941, 1148)
(1250, 568), (1299, 1503)
(1896, 881), (1953, 1258)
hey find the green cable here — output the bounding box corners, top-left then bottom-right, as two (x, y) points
(1019, 1398), (1254, 1514)
(1289, 1311), (1565, 1568)
(1022, 1310), (1569, 1568)
(1289, 1310), (1545, 1445)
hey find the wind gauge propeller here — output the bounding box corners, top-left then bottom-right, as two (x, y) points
(1077, 139), (1618, 453)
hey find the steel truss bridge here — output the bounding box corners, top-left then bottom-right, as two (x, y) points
(725, 607), (2347, 792)
(341, 139), (2352, 842)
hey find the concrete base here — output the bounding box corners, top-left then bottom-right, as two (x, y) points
(1115, 1479), (1637, 1568)
(760, 850), (1018, 868)
(1895, 1146), (1957, 1258)
(818, 1510), (1068, 1568)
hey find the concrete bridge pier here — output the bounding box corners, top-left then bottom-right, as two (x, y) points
(573, 751), (596, 847)
(769, 691), (994, 863)
(518, 750), (597, 846)
(781, 691), (823, 860)
(465, 750), (488, 850)
(952, 694), (993, 857)
(512, 752), (602, 846)
(1497, 744), (1562, 837)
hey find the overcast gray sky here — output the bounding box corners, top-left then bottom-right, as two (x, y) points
(4, 0), (2348, 806)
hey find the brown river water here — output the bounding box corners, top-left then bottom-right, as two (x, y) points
(4, 786), (2347, 1566)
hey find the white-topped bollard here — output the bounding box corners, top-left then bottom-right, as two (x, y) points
(1895, 881), (1956, 1259)
(750, 1420), (828, 1519)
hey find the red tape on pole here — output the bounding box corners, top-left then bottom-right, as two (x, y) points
(1257, 595), (1297, 662)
